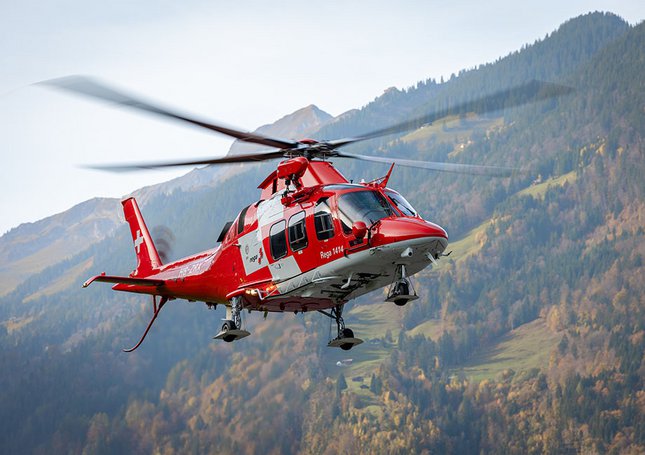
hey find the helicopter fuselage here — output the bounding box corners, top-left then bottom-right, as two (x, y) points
(107, 160), (448, 314)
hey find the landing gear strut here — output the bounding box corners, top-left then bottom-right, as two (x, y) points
(319, 304), (363, 350)
(213, 296), (250, 342)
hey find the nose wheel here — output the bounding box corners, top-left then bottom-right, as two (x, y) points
(386, 264), (418, 306)
(319, 305), (363, 350)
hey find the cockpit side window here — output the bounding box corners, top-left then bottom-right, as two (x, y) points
(314, 198), (335, 240)
(385, 190), (418, 217)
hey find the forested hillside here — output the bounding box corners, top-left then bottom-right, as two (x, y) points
(1, 12), (643, 454)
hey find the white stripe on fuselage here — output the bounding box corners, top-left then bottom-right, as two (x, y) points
(238, 229), (267, 276)
(269, 255), (302, 281)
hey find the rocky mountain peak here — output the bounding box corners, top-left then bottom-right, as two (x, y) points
(227, 104), (332, 156)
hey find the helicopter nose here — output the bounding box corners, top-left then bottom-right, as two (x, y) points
(371, 218), (447, 247)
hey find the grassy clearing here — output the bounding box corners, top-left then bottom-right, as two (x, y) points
(458, 318), (560, 382)
(447, 221), (489, 265)
(517, 171), (577, 200)
(400, 115), (503, 148)
(343, 344), (391, 391)
(401, 115), (463, 143)
(347, 302), (401, 340)
(418, 218), (492, 276)
(407, 319), (444, 340)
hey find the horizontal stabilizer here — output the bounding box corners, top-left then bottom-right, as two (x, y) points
(83, 273), (165, 288)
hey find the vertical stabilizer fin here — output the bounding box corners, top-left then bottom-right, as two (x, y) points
(122, 197), (162, 277)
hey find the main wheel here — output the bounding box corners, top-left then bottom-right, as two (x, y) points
(222, 321), (236, 343)
(393, 281), (410, 306)
(342, 328), (354, 339)
(340, 343), (353, 351)
(394, 298), (408, 307)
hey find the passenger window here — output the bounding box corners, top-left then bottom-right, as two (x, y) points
(288, 211), (308, 252)
(314, 198), (335, 240)
(269, 220), (287, 260)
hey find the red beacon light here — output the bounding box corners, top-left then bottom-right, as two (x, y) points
(277, 156), (309, 183)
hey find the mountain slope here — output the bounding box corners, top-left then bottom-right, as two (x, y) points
(0, 197), (121, 296)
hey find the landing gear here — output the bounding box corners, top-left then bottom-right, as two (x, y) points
(213, 296), (250, 342)
(386, 264), (418, 306)
(319, 305), (363, 350)
(220, 320), (237, 343)
(392, 281), (410, 306)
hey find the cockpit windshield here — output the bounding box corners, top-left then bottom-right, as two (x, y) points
(385, 190), (418, 217)
(337, 190), (395, 234)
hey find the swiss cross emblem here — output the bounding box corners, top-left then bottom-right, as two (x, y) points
(134, 230), (144, 253)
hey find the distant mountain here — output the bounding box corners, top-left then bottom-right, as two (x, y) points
(0, 197), (120, 296)
(1, 12), (643, 455)
(228, 104), (333, 155)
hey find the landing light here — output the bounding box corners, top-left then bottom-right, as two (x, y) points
(401, 247), (413, 258)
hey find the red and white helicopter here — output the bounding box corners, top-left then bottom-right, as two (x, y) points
(44, 77), (570, 351)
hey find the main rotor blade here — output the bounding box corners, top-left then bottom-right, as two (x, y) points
(336, 151), (527, 177)
(84, 149), (287, 172)
(40, 76), (299, 150)
(328, 80), (574, 148)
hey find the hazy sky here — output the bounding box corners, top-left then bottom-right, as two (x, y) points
(0, 0), (643, 234)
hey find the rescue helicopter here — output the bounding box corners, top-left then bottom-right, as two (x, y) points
(43, 76), (571, 352)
